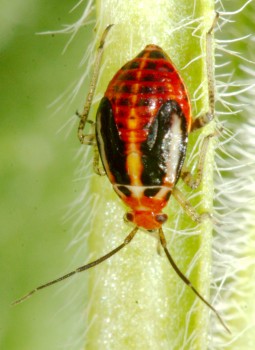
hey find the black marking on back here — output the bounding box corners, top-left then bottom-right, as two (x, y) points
(117, 185), (131, 197)
(144, 188), (160, 197)
(141, 100), (188, 186)
(160, 63), (174, 72)
(122, 60), (140, 70)
(149, 50), (166, 59)
(137, 98), (150, 106)
(119, 71), (136, 81)
(119, 98), (130, 106)
(96, 97), (130, 184)
(119, 85), (132, 93)
(136, 50), (147, 58)
(145, 61), (157, 70)
(142, 73), (155, 81)
(139, 86), (154, 93)
(165, 191), (171, 201)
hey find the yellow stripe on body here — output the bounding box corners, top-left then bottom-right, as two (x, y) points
(126, 142), (143, 187)
(124, 51), (152, 189)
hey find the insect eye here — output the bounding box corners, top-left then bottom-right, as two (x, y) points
(155, 213), (168, 224)
(124, 212), (134, 223)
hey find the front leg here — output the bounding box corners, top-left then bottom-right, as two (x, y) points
(172, 187), (212, 223)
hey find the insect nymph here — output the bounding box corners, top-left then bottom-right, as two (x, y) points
(13, 16), (229, 333)
(96, 44), (189, 231)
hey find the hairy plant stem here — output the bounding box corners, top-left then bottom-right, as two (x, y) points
(85, 1), (215, 349)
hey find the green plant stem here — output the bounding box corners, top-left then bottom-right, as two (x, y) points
(85, 1), (214, 349)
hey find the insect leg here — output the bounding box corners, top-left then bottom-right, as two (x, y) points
(76, 111), (96, 145)
(182, 13), (219, 188)
(172, 187), (212, 223)
(158, 227), (230, 333)
(181, 133), (214, 189)
(93, 145), (105, 175)
(191, 12), (219, 132)
(12, 226), (138, 306)
(78, 24), (114, 144)
(77, 112), (105, 174)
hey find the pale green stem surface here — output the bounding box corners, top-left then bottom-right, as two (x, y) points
(85, 1), (215, 349)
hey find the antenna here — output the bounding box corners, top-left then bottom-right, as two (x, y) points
(158, 227), (230, 334)
(12, 227), (138, 305)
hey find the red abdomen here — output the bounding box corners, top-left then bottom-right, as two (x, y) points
(96, 44), (190, 229)
(105, 44), (191, 143)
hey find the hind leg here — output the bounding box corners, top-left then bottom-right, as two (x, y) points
(181, 13), (219, 189)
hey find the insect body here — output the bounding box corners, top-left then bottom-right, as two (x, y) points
(96, 45), (190, 230)
(13, 16), (230, 334)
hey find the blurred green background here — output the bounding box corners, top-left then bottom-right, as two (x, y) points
(0, 1), (94, 349)
(1, 0), (254, 349)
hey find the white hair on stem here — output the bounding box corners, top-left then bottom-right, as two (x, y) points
(32, 0), (255, 348)
(211, 0), (255, 348)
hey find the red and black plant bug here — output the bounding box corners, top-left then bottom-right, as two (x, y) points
(13, 14), (230, 333)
